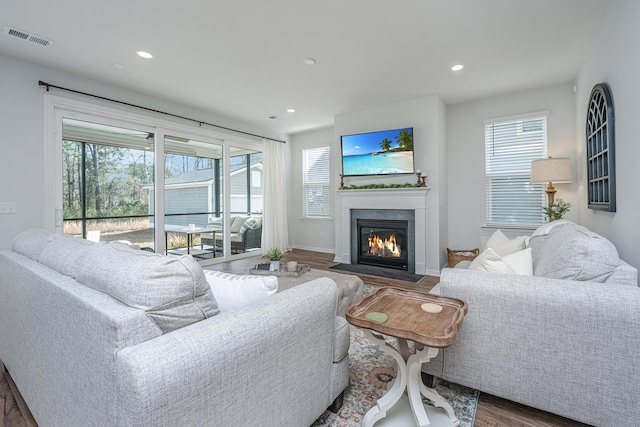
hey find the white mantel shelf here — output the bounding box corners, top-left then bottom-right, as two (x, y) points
(337, 187), (430, 194)
(334, 187), (430, 275)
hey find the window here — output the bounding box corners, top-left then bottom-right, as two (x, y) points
(484, 113), (548, 226)
(302, 146), (330, 218)
(586, 83), (616, 212)
(50, 97), (265, 264)
(62, 118), (156, 249)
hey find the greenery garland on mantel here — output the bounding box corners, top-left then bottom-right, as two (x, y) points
(339, 183), (426, 190)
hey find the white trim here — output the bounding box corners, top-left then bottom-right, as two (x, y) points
(290, 244), (335, 254)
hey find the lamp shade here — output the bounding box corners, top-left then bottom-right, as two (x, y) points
(530, 157), (573, 184)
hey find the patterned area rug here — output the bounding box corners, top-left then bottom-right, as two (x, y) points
(312, 284), (478, 426)
(312, 326), (478, 426)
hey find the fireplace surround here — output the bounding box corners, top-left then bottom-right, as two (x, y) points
(335, 188), (430, 275)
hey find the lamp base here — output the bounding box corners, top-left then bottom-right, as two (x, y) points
(545, 183), (557, 207)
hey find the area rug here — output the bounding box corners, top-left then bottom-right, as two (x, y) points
(329, 263), (425, 283)
(311, 326), (479, 426)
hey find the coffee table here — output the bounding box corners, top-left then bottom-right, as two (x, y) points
(277, 269), (364, 317)
(346, 287), (468, 427)
(164, 225), (215, 257)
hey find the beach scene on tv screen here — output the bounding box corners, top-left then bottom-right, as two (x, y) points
(341, 128), (414, 176)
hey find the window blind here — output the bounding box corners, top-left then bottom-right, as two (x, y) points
(484, 114), (547, 226)
(302, 146), (331, 218)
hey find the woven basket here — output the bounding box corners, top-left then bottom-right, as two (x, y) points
(447, 248), (480, 267)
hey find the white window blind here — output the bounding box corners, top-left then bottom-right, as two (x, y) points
(484, 114), (547, 226)
(302, 146), (330, 218)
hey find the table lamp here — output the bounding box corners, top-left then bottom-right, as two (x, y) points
(530, 157), (573, 206)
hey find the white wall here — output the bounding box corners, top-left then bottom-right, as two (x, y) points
(333, 95), (447, 274)
(0, 53), (286, 251)
(447, 83), (578, 250)
(575, 0), (640, 271)
(288, 127), (335, 253)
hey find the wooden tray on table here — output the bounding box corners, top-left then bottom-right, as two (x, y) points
(345, 287), (468, 348)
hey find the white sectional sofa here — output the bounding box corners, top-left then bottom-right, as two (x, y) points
(425, 221), (639, 426)
(0, 229), (349, 427)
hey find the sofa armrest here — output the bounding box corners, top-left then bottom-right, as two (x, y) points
(115, 278), (343, 427)
(428, 268), (640, 426)
(242, 226), (262, 249)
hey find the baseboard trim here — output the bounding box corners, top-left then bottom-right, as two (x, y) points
(290, 245), (335, 254)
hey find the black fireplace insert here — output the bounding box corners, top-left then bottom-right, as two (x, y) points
(357, 218), (409, 270)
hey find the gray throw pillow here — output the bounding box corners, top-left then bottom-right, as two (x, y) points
(528, 222), (620, 282)
(28, 231), (219, 333)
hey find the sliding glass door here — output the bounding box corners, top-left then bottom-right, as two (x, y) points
(161, 135), (223, 258)
(53, 101), (265, 264)
(61, 118), (156, 250)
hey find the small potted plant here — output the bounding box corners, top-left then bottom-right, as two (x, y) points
(543, 199), (572, 222)
(264, 247), (285, 270)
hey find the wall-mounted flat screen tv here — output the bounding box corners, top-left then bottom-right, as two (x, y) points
(340, 127), (414, 176)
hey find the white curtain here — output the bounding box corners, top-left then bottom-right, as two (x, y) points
(262, 138), (290, 253)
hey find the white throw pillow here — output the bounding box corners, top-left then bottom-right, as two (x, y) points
(469, 248), (517, 274)
(484, 229), (528, 256)
(469, 247), (533, 276)
(502, 247), (533, 276)
(203, 270), (278, 312)
(230, 216), (249, 233)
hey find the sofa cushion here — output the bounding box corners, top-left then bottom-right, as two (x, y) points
(468, 247), (533, 276)
(528, 221), (620, 282)
(207, 217), (223, 229)
(240, 217), (260, 232)
(469, 248), (517, 274)
(203, 270), (278, 312)
(16, 231), (219, 333)
(483, 229), (528, 256)
(11, 228), (56, 261)
(502, 248), (533, 276)
(230, 216), (249, 233)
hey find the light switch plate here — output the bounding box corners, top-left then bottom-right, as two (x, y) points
(0, 202), (17, 214)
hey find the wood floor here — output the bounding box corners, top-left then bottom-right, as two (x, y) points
(1, 249), (589, 427)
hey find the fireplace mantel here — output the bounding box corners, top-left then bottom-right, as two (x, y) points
(334, 188), (430, 275)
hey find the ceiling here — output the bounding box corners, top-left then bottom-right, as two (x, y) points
(0, 0), (610, 135)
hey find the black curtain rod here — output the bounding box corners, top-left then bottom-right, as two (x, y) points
(38, 80), (286, 144)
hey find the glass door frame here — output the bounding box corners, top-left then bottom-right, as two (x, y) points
(45, 94), (264, 265)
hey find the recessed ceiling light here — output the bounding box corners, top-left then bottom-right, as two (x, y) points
(136, 50), (153, 59)
(113, 63), (123, 69)
(287, 109), (296, 113)
(451, 64), (464, 71)
(302, 57), (316, 66)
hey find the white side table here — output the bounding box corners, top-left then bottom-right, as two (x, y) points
(346, 288), (468, 427)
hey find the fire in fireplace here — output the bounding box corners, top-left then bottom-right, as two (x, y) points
(357, 219), (409, 270)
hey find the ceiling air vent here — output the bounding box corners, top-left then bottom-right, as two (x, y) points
(3, 26), (54, 47)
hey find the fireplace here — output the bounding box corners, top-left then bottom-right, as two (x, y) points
(350, 208), (415, 273)
(357, 219), (409, 270)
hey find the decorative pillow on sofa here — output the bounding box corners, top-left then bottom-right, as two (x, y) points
(28, 232), (219, 334)
(230, 216), (249, 233)
(483, 229), (528, 256)
(203, 270), (278, 312)
(469, 247), (533, 276)
(528, 221), (620, 282)
(240, 217), (260, 233)
(207, 217), (223, 229)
